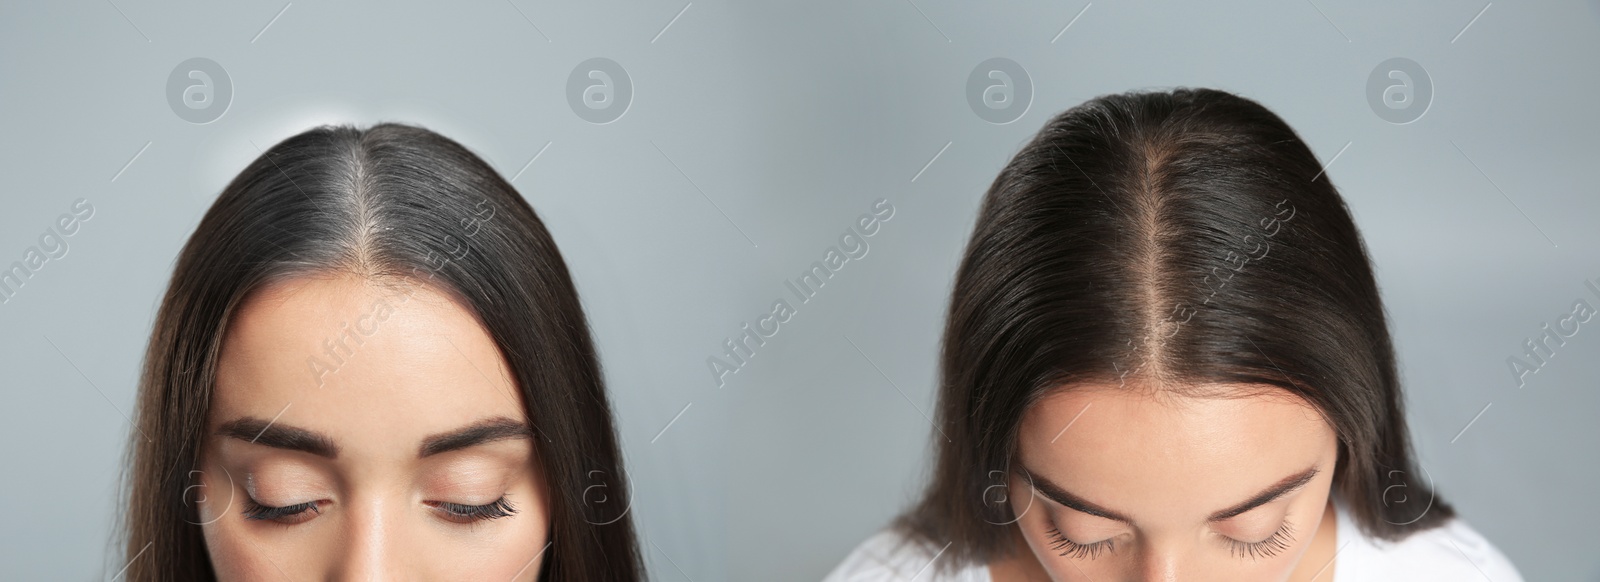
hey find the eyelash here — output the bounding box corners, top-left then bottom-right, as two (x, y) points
(1045, 527), (1115, 560)
(242, 497), (518, 524)
(1042, 520), (1297, 561)
(1227, 521), (1296, 560)
(243, 499), (319, 523)
(427, 496), (519, 523)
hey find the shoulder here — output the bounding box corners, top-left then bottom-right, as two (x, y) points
(823, 527), (989, 582)
(1334, 497), (1523, 582)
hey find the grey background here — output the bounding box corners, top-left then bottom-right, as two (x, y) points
(2, 0), (1597, 580)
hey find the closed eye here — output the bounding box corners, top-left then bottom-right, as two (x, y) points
(1045, 526), (1116, 560)
(1224, 520), (1296, 560)
(426, 496), (518, 524)
(243, 499), (321, 524)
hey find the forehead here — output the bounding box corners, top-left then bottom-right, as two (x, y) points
(211, 273), (525, 450)
(1016, 383), (1335, 516)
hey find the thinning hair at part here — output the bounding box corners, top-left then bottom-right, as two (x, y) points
(895, 87), (1452, 573)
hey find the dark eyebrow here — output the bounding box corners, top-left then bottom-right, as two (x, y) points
(216, 416), (533, 460)
(418, 417), (533, 458)
(1207, 466), (1320, 521)
(1020, 465), (1321, 524)
(1023, 466), (1134, 523)
(217, 417), (340, 459)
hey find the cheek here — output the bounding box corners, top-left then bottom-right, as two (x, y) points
(441, 479), (552, 581)
(484, 526), (550, 580)
(199, 515), (301, 582)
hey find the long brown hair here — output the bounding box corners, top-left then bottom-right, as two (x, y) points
(120, 123), (643, 580)
(897, 87), (1452, 569)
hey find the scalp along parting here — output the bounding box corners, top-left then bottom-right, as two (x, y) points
(897, 87), (1451, 569)
(121, 123), (643, 581)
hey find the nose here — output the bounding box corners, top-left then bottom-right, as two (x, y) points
(332, 499), (408, 582)
(1136, 545), (1183, 582)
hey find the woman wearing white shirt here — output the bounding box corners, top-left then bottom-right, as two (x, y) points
(825, 88), (1522, 582)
